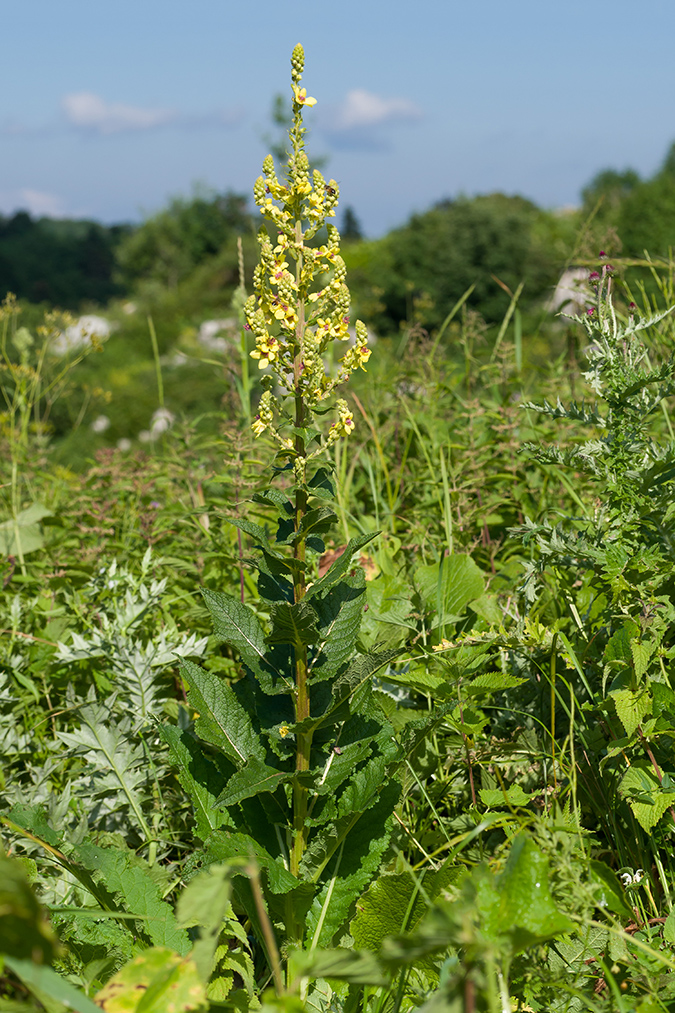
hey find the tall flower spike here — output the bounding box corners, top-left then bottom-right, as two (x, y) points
(248, 45), (371, 478)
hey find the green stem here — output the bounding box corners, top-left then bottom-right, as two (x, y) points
(289, 220), (313, 922)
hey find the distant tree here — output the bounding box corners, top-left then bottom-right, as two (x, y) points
(0, 212), (130, 307)
(581, 168), (640, 226)
(341, 206), (363, 241)
(362, 193), (562, 329)
(115, 188), (251, 290)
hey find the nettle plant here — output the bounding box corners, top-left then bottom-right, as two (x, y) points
(162, 45), (407, 985)
(516, 261), (675, 841)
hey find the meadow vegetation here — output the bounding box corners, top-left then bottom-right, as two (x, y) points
(4, 45), (675, 1013)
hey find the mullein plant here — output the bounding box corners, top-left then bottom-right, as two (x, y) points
(161, 45), (411, 996)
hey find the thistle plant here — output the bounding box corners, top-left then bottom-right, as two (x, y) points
(159, 45), (408, 993)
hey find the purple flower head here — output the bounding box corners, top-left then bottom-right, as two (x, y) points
(603, 264), (615, 274)
(149, 501), (161, 509)
(599, 250), (607, 258)
(629, 302), (637, 310)
(244, 323), (251, 331)
(587, 307), (595, 316)
(589, 271), (600, 282)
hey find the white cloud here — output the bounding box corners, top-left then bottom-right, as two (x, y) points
(18, 188), (66, 216)
(0, 188), (66, 217)
(332, 89), (422, 131)
(62, 92), (176, 134)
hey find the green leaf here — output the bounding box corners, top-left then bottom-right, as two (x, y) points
(291, 948), (387, 987)
(159, 725), (229, 841)
(3, 957), (102, 1013)
(202, 588), (289, 688)
(205, 831), (298, 895)
(94, 947), (207, 1012)
(225, 516), (270, 547)
(588, 860), (633, 919)
(73, 844), (190, 955)
(215, 756), (293, 808)
(610, 687), (652, 738)
(351, 862), (460, 956)
(304, 783), (399, 948)
(414, 554), (485, 627)
(305, 533), (377, 600)
(664, 907), (675, 943)
(310, 572), (366, 681)
(465, 672), (527, 696)
(0, 503), (52, 557)
(267, 601), (321, 647)
(619, 762), (673, 832)
(180, 658), (266, 766)
(0, 857), (59, 962)
(479, 785), (532, 808)
(480, 836), (573, 952)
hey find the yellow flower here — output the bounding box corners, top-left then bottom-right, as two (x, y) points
(250, 336), (279, 369)
(279, 723), (290, 738)
(252, 415), (267, 437)
(292, 85), (316, 107)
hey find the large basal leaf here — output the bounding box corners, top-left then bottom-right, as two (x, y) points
(180, 658), (266, 767)
(73, 843), (190, 955)
(310, 573), (366, 682)
(351, 862), (460, 955)
(480, 836), (573, 953)
(215, 756), (294, 808)
(304, 782), (399, 948)
(159, 725), (230, 841)
(414, 553), (484, 627)
(305, 533), (377, 600)
(94, 947), (207, 1013)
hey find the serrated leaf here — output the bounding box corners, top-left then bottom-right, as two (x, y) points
(215, 756), (293, 808)
(73, 844), (190, 954)
(202, 588), (290, 688)
(305, 533), (377, 600)
(267, 601), (321, 647)
(180, 658), (266, 766)
(480, 836), (573, 952)
(205, 831), (298, 895)
(304, 782), (399, 948)
(619, 762), (673, 831)
(466, 673), (527, 695)
(351, 861), (460, 955)
(310, 573), (366, 681)
(631, 638), (656, 678)
(159, 725), (229, 841)
(225, 516), (270, 547)
(610, 687), (652, 738)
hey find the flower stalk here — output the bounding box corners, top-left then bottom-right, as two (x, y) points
(246, 44), (372, 882)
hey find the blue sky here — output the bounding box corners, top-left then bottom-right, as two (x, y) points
(2, 0), (674, 236)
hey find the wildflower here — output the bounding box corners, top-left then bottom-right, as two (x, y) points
(587, 307), (595, 316)
(279, 724), (290, 738)
(589, 271), (600, 282)
(432, 638), (453, 652)
(292, 85), (316, 107)
(250, 336), (280, 369)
